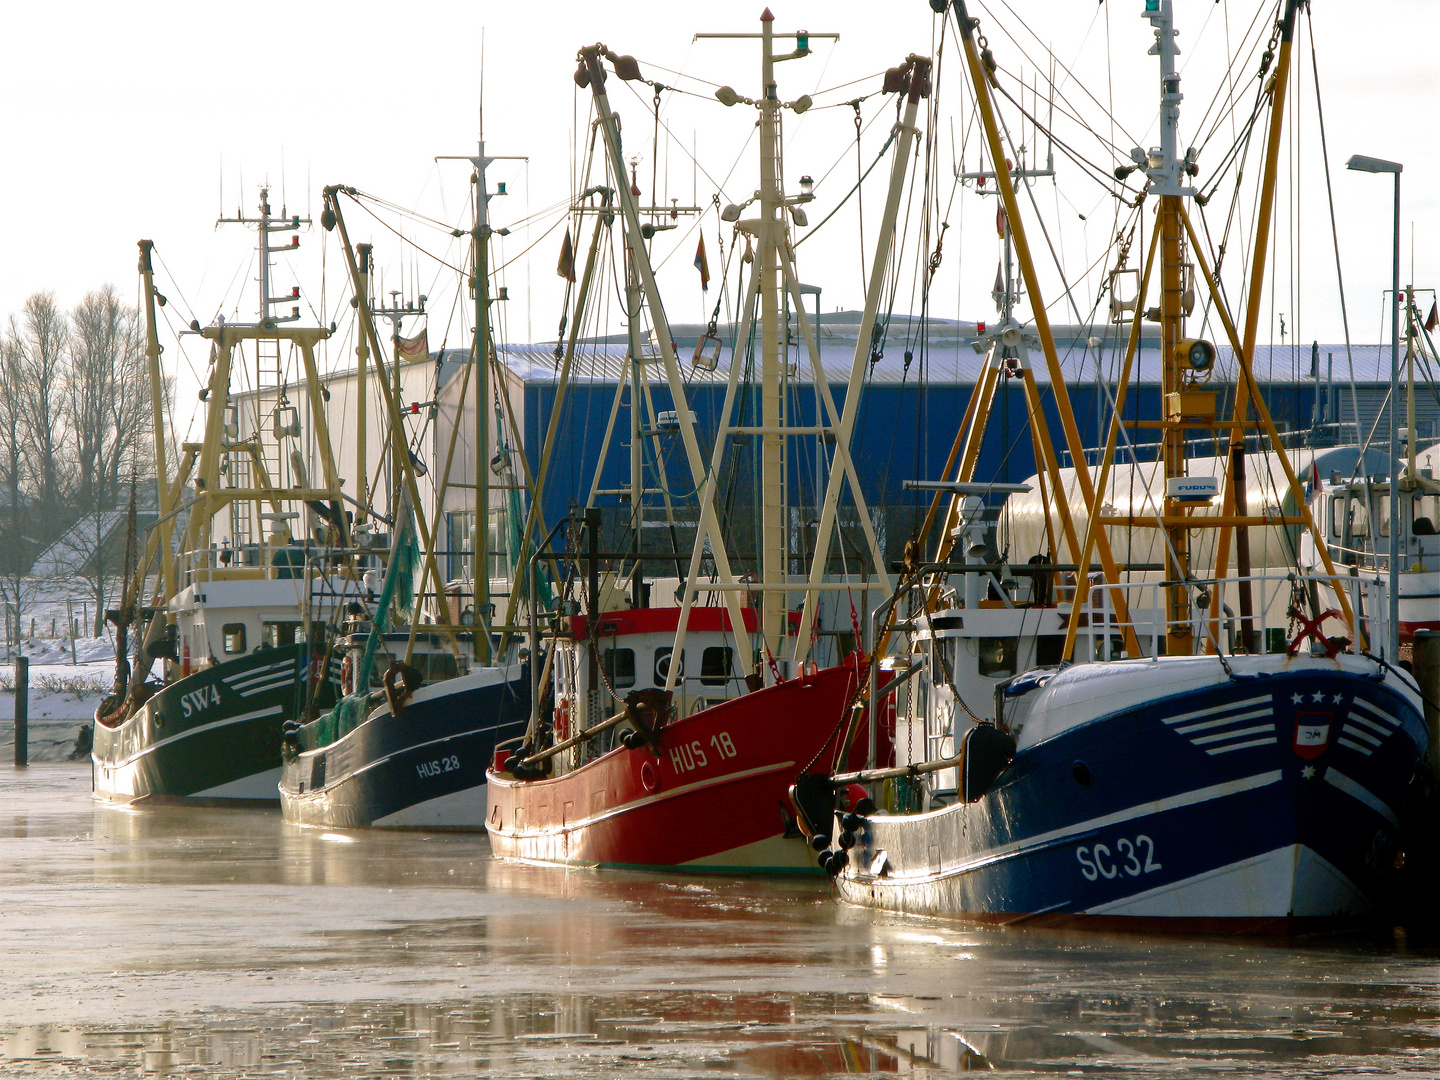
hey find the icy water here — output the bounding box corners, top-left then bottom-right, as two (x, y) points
(1, 765), (1439, 1078)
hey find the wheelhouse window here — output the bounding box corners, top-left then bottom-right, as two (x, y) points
(977, 637), (1017, 678)
(700, 646), (733, 687)
(1348, 497), (1370, 538)
(1035, 635), (1065, 668)
(602, 648), (635, 689)
(446, 511), (474, 583)
(222, 624), (247, 655)
(1413, 495), (1439, 536)
(262, 621), (303, 648)
(653, 647), (683, 684)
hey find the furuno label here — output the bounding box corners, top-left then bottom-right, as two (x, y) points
(1165, 476), (1219, 502)
(179, 684), (223, 718)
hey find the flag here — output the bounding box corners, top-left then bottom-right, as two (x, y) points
(1428, 301), (1438, 332)
(396, 329), (429, 362)
(694, 234), (710, 291)
(557, 228), (575, 283)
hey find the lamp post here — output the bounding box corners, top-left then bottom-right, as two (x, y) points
(1346, 153), (1402, 659)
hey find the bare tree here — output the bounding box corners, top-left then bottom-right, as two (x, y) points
(69, 286), (151, 633)
(0, 335), (31, 643)
(11, 293), (70, 524)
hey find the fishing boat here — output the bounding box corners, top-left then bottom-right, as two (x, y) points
(277, 164), (531, 830)
(93, 193), (350, 805)
(485, 18), (928, 872)
(811, 0), (1429, 932)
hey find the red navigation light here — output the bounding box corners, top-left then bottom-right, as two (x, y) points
(291, 286), (300, 298)
(977, 321), (986, 334)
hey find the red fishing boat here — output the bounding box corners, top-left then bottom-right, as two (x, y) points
(487, 606), (880, 871)
(487, 23), (926, 874)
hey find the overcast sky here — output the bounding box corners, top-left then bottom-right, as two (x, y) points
(2, 0), (1434, 427)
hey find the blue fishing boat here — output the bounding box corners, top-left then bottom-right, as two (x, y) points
(806, 0), (1430, 933)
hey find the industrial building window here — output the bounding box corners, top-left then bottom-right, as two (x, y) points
(602, 648), (635, 689)
(700, 647), (733, 686)
(222, 624), (247, 655)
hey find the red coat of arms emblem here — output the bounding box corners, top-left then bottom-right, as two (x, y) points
(1293, 711), (1333, 760)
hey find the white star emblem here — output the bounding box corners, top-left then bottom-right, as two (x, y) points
(1333, 694), (1343, 704)
(1302, 765), (1317, 779)
(1312, 691), (1325, 703)
(1292, 693), (1304, 704)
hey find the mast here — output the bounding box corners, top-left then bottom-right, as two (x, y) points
(136, 241), (175, 600)
(438, 143), (525, 664)
(951, 0), (1138, 656)
(1146, 0), (1199, 657)
(755, 11), (787, 656)
(576, 43), (753, 665)
(791, 53), (928, 661)
(1055, 0), (1356, 656)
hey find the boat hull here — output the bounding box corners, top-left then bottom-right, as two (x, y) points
(837, 656), (1427, 934)
(486, 662), (867, 873)
(92, 644), (331, 806)
(279, 664), (530, 830)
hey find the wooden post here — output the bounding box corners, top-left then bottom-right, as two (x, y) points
(14, 656), (28, 768)
(1412, 630), (1440, 775)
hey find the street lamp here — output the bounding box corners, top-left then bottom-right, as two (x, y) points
(1346, 153), (1402, 659)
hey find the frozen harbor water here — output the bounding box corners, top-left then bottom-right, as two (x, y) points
(1, 763), (1439, 1077)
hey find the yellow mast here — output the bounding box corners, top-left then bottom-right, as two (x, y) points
(1209, 0), (1301, 650)
(954, 0), (1139, 656)
(1060, 0), (1356, 658)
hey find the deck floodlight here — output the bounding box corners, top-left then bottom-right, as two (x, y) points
(721, 203), (742, 222)
(1178, 338), (1216, 373)
(715, 85), (740, 107)
(791, 94), (812, 114)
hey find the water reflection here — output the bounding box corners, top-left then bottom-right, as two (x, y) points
(1, 766), (1439, 1078)
(0, 996), (994, 1077)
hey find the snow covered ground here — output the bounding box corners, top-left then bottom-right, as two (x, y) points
(0, 637), (121, 763)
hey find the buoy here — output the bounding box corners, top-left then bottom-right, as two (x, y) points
(809, 834), (829, 852)
(841, 812), (863, 831)
(838, 830), (856, 850)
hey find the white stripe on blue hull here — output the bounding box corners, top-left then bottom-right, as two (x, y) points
(1084, 845), (1370, 919)
(370, 785), (486, 829)
(193, 767), (283, 801)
